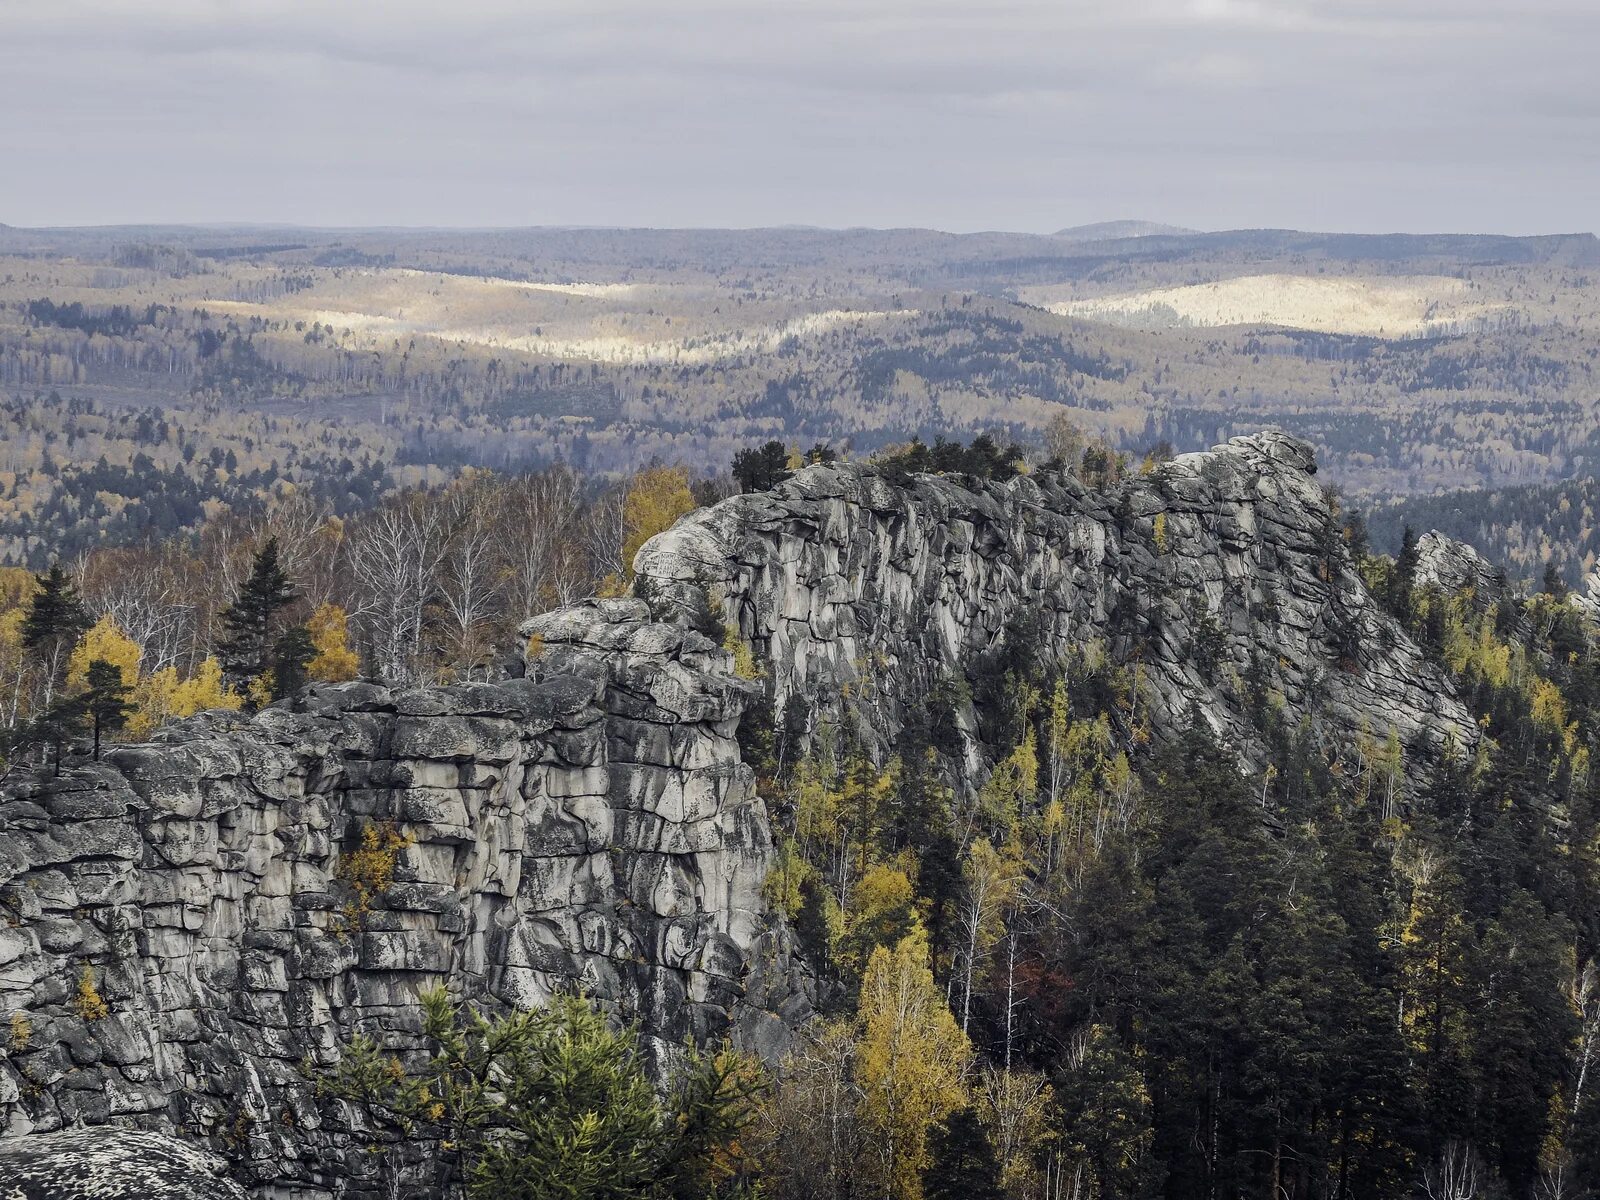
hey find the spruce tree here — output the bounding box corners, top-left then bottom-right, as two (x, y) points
(1392, 525), (1420, 623)
(21, 563), (90, 709)
(923, 1107), (1003, 1200)
(271, 624), (316, 701)
(83, 658), (132, 759)
(218, 537), (299, 698)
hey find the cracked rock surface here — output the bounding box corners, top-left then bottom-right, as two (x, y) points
(641, 431), (1476, 771)
(0, 616), (801, 1196)
(0, 1126), (249, 1200)
(1415, 530), (1501, 600)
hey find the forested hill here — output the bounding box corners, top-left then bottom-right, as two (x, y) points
(4, 220), (1600, 545)
(1368, 475), (1600, 589)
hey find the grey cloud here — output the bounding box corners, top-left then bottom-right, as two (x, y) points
(0, 0), (1595, 232)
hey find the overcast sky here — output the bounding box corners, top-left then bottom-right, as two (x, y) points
(2, 0), (1596, 234)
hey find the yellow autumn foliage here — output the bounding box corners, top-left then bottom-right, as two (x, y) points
(762, 836), (816, 922)
(73, 966), (109, 1022)
(725, 625), (759, 680)
(0, 567), (36, 612)
(66, 616), (142, 692)
(336, 821), (413, 932)
(127, 656), (243, 738)
(855, 930), (972, 1200)
(307, 602), (360, 683)
(619, 465), (696, 582)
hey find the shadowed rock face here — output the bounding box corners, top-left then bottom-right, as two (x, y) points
(0, 430), (1473, 1195)
(0, 1126), (248, 1200)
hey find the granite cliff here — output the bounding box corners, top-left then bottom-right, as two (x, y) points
(639, 430), (1475, 770)
(0, 431), (1477, 1195)
(0, 618), (802, 1195)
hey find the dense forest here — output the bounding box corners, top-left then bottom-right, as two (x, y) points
(737, 498), (1600, 1200)
(1, 224), (1598, 559)
(1371, 476), (1600, 592)
(6, 434), (1600, 1199)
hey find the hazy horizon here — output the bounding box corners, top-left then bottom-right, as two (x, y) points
(3, 1), (1597, 235)
(4, 219), (1597, 240)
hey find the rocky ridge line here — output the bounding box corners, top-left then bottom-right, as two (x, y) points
(640, 430), (1476, 772)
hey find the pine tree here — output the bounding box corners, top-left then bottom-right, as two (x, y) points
(21, 563), (90, 709)
(31, 696), (83, 777)
(82, 659), (131, 759)
(732, 440), (792, 494)
(1055, 1025), (1159, 1200)
(218, 537), (299, 698)
(318, 988), (763, 1200)
(1544, 558), (1569, 600)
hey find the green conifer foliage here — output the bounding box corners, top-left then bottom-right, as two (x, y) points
(317, 988), (764, 1200)
(218, 536), (300, 699)
(83, 657), (132, 759)
(923, 1107), (1003, 1200)
(21, 562), (90, 708)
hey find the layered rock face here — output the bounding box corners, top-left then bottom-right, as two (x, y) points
(0, 614), (801, 1196)
(0, 429), (1475, 1196)
(640, 431), (1476, 770)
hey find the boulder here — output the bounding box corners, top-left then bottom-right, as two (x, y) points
(0, 1126), (247, 1200)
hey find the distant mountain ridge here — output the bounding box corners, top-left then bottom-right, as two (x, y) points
(1051, 219), (1198, 240)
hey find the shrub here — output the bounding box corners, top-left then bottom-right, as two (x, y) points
(316, 987), (766, 1200)
(73, 966), (109, 1021)
(335, 821), (412, 932)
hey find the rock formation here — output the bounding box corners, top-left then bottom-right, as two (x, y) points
(0, 430), (1477, 1195)
(0, 622), (801, 1195)
(640, 430), (1475, 770)
(1414, 530), (1502, 601)
(0, 1126), (248, 1200)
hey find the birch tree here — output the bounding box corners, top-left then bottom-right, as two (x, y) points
(958, 838), (1021, 1035)
(856, 930), (973, 1200)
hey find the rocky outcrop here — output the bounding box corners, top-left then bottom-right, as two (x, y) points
(0, 1126), (249, 1200)
(0, 616), (802, 1196)
(1415, 530), (1502, 600)
(0, 429), (1476, 1196)
(640, 431), (1476, 770)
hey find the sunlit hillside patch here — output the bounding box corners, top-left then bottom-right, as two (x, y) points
(1031, 273), (1517, 337)
(484, 306), (920, 365)
(4, 228), (1600, 505)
